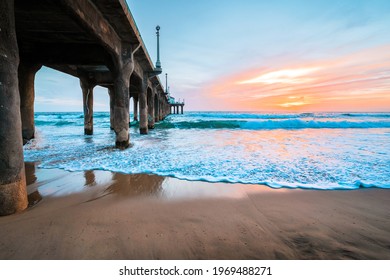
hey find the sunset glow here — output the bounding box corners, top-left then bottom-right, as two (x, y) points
(207, 45), (390, 111)
(238, 67), (321, 85)
(34, 1), (390, 112)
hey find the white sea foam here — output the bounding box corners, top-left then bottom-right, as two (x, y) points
(24, 112), (390, 190)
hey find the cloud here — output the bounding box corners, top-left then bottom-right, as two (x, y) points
(238, 67), (321, 85)
(205, 44), (390, 111)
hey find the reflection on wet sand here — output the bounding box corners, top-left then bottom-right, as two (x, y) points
(25, 162), (168, 202)
(82, 169), (166, 199)
(24, 162), (273, 205)
(104, 173), (165, 198)
(27, 191), (42, 207)
(25, 162), (37, 185)
(84, 170), (96, 186)
(24, 162), (42, 206)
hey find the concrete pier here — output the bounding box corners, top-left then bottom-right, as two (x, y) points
(147, 88), (155, 129)
(0, 0), (173, 215)
(113, 46), (135, 148)
(154, 93), (159, 122)
(108, 86), (115, 130)
(80, 77), (95, 135)
(159, 96), (164, 121)
(133, 97), (139, 121)
(0, 0), (28, 216)
(18, 62), (41, 143)
(139, 75), (149, 135)
(170, 103), (185, 115)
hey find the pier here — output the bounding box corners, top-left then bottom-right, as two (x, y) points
(0, 0), (171, 215)
(165, 73), (185, 114)
(170, 101), (185, 115)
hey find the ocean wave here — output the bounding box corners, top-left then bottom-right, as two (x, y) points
(32, 161), (390, 191)
(341, 113), (390, 118)
(156, 119), (390, 130)
(35, 120), (82, 126)
(156, 120), (241, 129)
(27, 111), (390, 192)
(188, 112), (309, 120)
(240, 119), (390, 129)
(187, 112), (390, 120)
(155, 173), (390, 190)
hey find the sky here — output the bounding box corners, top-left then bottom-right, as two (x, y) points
(35, 0), (390, 112)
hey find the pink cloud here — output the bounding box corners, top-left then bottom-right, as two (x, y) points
(204, 45), (390, 111)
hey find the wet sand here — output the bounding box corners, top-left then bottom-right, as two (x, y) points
(0, 162), (389, 260)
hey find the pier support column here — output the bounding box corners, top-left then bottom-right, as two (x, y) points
(113, 71), (131, 148)
(113, 45), (137, 149)
(139, 74), (148, 134)
(181, 105), (183, 114)
(133, 96), (138, 121)
(18, 62), (41, 144)
(0, 0), (28, 216)
(148, 90), (155, 129)
(159, 99), (163, 121)
(108, 86), (115, 130)
(154, 94), (159, 122)
(80, 77), (95, 135)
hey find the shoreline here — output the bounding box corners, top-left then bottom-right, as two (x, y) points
(0, 162), (389, 259)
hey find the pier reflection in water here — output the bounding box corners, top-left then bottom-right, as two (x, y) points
(84, 170), (96, 187)
(25, 162), (167, 201)
(103, 173), (165, 198)
(25, 162), (42, 206)
(24, 162), (275, 208)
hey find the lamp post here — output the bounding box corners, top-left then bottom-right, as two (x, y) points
(155, 25), (161, 70)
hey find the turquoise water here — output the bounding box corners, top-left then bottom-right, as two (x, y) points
(24, 112), (390, 190)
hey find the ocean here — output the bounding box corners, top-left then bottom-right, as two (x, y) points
(24, 112), (390, 190)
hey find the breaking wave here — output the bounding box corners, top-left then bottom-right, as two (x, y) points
(156, 119), (390, 130)
(24, 111), (390, 191)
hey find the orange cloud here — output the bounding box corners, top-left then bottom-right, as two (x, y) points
(238, 67), (321, 85)
(206, 45), (390, 111)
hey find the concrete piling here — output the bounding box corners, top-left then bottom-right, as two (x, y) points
(133, 97), (138, 121)
(154, 93), (159, 122)
(108, 86), (115, 130)
(147, 89), (155, 129)
(0, 0), (171, 216)
(113, 71), (131, 148)
(0, 0), (28, 216)
(18, 62), (41, 144)
(139, 74), (148, 134)
(80, 77), (95, 135)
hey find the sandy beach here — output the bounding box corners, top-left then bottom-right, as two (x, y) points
(0, 162), (389, 260)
